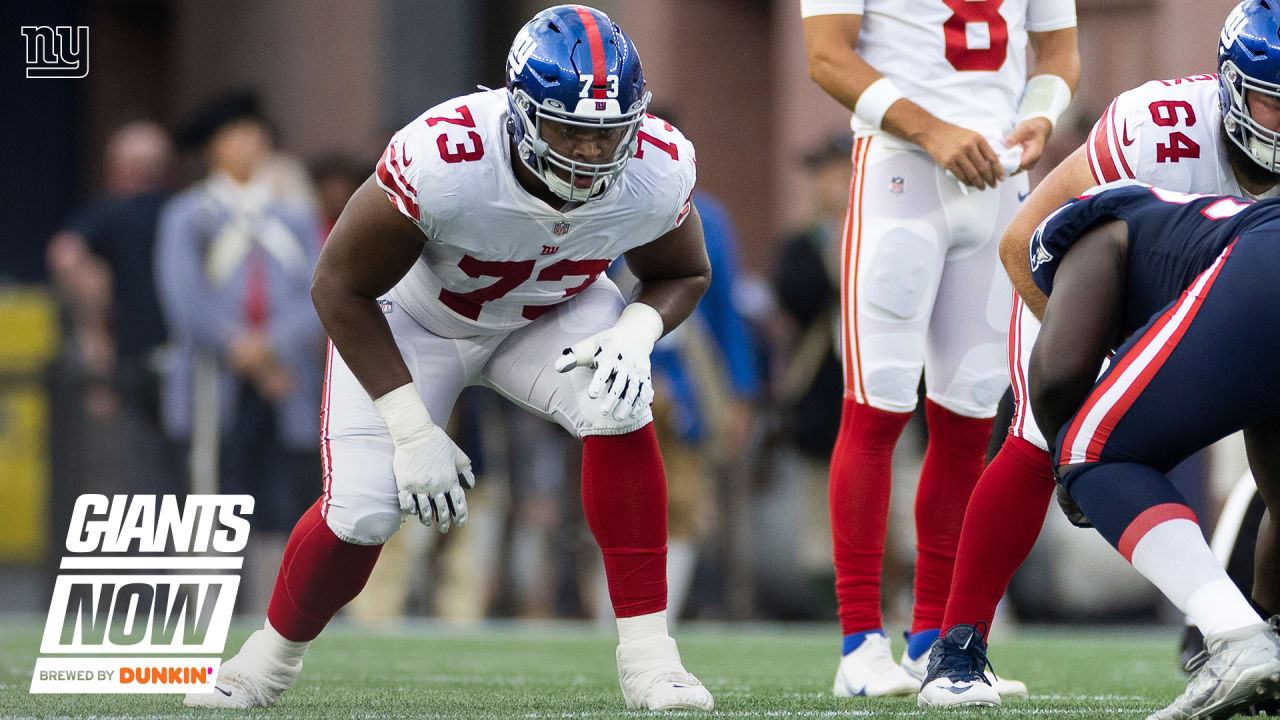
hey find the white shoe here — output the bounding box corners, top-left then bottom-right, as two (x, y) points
(902, 643), (1026, 698)
(184, 629), (302, 709)
(833, 633), (920, 697)
(918, 674), (1003, 708)
(616, 635), (714, 710)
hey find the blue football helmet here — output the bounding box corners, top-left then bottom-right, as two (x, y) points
(1219, 0), (1280, 173)
(505, 5), (650, 202)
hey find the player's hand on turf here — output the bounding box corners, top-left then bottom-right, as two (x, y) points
(922, 121), (1005, 190)
(1005, 117), (1053, 174)
(554, 326), (656, 422)
(391, 422), (475, 534)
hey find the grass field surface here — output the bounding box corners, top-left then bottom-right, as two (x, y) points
(2, 616), (1189, 719)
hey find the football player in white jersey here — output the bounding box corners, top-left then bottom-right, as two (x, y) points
(186, 6), (714, 712)
(924, 0), (1280, 709)
(800, 0), (1079, 701)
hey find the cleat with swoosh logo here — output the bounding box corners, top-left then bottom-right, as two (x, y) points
(916, 624), (1002, 708)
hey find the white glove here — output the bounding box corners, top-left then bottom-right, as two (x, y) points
(553, 302), (664, 422)
(373, 384), (475, 534)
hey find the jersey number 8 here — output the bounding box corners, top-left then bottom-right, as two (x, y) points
(942, 0), (1008, 72)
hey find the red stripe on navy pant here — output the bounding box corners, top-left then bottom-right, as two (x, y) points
(1117, 503), (1197, 562)
(1080, 242), (1234, 462)
(1061, 240), (1236, 464)
(573, 6), (609, 99)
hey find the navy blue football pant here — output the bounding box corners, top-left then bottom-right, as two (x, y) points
(1053, 234), (1280, 556)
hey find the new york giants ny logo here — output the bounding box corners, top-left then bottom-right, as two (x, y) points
(20, 26), (89, 79)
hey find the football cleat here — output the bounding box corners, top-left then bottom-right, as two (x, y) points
(833, 632), (920, 697)
(903, 629), (1027, 699)
(1149, 620), (1280, 720)
(616, 634), (714, 710)
(183, 629), (302, 709)
(916, 624), (1002, 708)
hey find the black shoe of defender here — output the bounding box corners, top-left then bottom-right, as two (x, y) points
(916, 624), (1002, 708)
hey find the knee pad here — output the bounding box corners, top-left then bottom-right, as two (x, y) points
(864, 227), (938, 320)
(858, 331), (924, 411)
(575, 407), (654, 438)
(325, 504), (402, 546)
(930, 343), (1008, 417)
(862, 365), (921, 413)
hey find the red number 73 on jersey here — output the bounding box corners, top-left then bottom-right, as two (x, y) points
(437, 255), (613, 321)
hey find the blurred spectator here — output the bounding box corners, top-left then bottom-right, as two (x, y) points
(762, 134), (853, 614)
(44, 120), (178, 552)
(155, 91), (325, 608)
(771, 134), (849, 464)
(47, 121), (174, 421)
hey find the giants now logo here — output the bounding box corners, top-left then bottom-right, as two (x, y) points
(30, 495), (252, 693)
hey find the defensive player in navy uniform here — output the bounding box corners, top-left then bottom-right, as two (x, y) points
(1026, 182), (1280, 720)
(186, 6), (715, 711)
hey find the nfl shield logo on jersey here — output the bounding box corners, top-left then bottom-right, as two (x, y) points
(889, 176), (905, 194)
(552, 220), (571, 236)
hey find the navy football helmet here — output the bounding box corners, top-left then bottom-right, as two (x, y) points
(1219, 0), (1280, 172)
(505, 5), (650, 202)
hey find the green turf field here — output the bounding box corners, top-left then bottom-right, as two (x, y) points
(1, 616), (1190, 719)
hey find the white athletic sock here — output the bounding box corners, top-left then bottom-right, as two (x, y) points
(1129, 519), (1261, 636)
(263, 620), (310, 667)
(617, 610), (668, 645)
(1187, 578), (1264, 636)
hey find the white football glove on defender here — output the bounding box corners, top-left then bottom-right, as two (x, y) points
(373, 384), (474, 534)
(554, 303), (664, 422)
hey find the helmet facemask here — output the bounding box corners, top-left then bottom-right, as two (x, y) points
(509, 88), (650, 203)
(1222, 59), (1280, 173)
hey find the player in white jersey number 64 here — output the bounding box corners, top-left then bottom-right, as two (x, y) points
(186, 4), (715, 713)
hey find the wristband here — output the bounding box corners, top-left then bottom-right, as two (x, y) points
(615, 302), (664, 348)
(855, 77), (906, 130)
(1018, 74), (1072, 130)
(373, 383), (433, 444)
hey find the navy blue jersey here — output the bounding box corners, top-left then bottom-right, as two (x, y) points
(1030, 183), (1280, 334)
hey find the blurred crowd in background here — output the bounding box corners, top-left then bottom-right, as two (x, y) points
(0, 0), (1253, 630)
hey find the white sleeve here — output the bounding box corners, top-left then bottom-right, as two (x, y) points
(1027, 0), (1077, 32)
(663, 140), (698, 235)
(801, 0), (863, 18)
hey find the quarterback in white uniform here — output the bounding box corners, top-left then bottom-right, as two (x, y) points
(801, 0), (1079, 702)
(928, 0), (1280, 710)
(186, 5), (714, 712)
